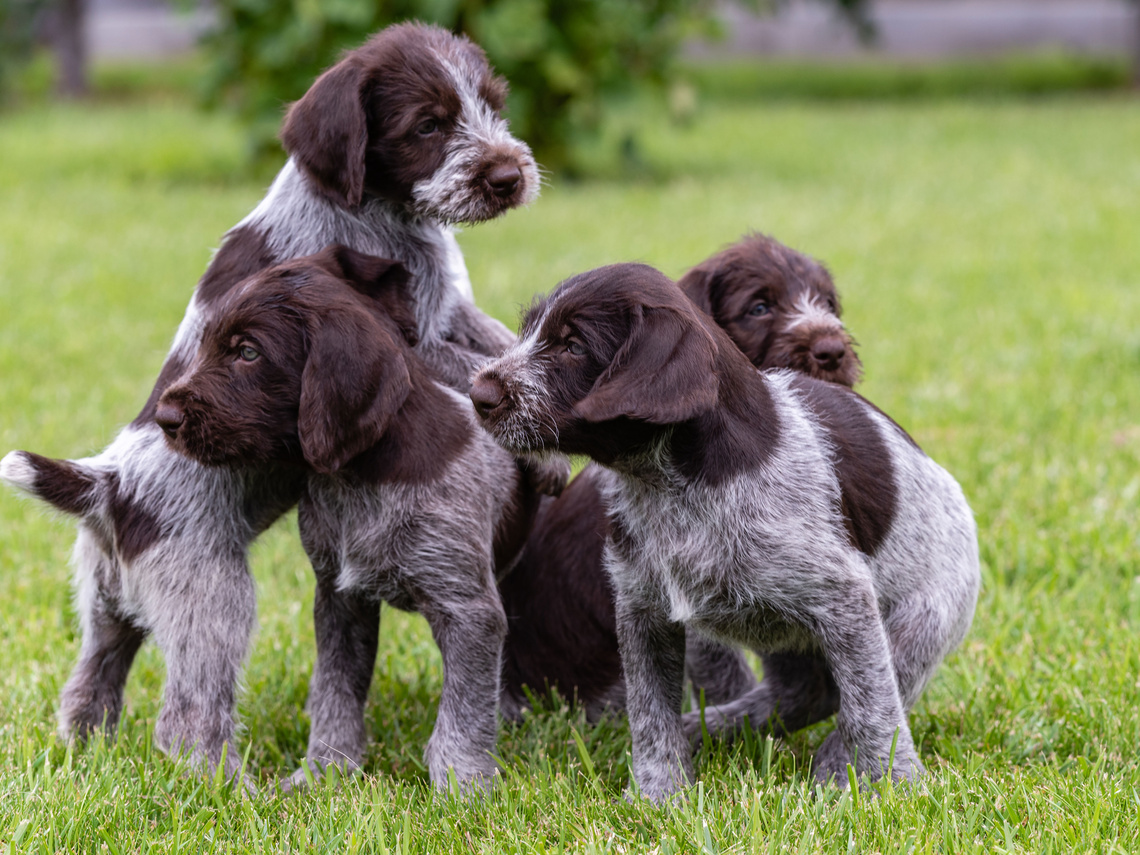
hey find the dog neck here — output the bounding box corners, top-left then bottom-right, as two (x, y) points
(236, 158), (471, 343)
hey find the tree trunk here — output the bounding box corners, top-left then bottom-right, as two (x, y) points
(52, 0), (88, 98)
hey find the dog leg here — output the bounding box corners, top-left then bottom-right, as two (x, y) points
(682, 651), (839, 744)
(59, 531), (147, 739)
(809, 580), (923, 786)
(284, 579), (380, 793)
(421, 590), (507, 794)
(444, 299), (517, 358)
(148, 551), (257, 789)
(615, 595), (692, 804)
(684, 634), (757, 707)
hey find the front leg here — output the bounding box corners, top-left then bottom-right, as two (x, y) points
(614, 591), (691, 803)
(421, 591), (508, 794)
(444, 299), (517, 358)
(810, 580), (922, 786)
(416, 301), (515, 393)
(283, 577), (380, 793)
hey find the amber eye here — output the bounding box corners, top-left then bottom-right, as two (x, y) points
(416, 118), (439, 136)
(566, 339), (587, 357)
(748, 302), (770, 317)
(238, 344), (260, 362)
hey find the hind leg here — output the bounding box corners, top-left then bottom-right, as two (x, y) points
(684, 634), (757, 707)
(147, 549), (257, 786)
(682, 651), (838, 743)
(59, 529), (147, 739)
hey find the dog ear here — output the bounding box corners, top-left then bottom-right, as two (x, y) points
(676, 263), (717, 318)
(575, 305), (719, 425)
(311, 244), (419, 346)
(298, 310), (411, 474)
(281, 58), (368, 209)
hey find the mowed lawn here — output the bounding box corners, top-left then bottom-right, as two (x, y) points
(0, 85), (1138, 853)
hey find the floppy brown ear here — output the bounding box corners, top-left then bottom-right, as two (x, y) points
(310, 244), (419, 346)
(676, 263), (717, 317)
(575, 305), (719, 425)
(298, 310), (411, 474)
(281, 59), (368, 209)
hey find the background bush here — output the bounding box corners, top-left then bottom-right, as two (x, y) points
(0, 0), (47, 97)
(201, 0), (736, 172)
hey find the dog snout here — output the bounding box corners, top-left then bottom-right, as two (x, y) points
(470, 374), (506, 420)
(810, 335), (847, 371)
(155, 400), (185, 437)
(485, 163), (521, 198)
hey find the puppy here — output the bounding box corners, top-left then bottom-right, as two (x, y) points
(0, 22), (543, 784)
(158, 245), (533, 793)
(498, 234), (861, 720)
(472, 264), (979, 802)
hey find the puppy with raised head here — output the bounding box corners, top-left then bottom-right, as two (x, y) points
(498, 234), (861, 720)
(158, 245), (533, 793)
(472, 264), (979, 801)
(0, 22), (545, 784)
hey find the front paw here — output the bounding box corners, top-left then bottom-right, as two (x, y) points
(812, 730), (924, 787)
(520, 456), (570, 497)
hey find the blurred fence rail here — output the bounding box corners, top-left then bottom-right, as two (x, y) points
(86, 0), (1140, 63)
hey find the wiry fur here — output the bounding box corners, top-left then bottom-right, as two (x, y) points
(158, 247), (535, 794)
(472, 263), (979, 802)
(498, 234), (861, 719)
(0, 22), (542, 786)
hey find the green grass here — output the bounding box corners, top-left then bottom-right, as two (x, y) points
(1, 79), (1139, 852)
(682, 50), (1132, 103)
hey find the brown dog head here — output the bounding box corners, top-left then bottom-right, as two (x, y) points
(679, 233), (862, 387)
(471, 263), (721, 462)
(156, 245), (417, 474)
(280, 22), (539, 222)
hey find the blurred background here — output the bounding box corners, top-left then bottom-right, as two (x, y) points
(2, 0), (1138, 172)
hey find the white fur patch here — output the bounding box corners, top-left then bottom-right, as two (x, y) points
(0, 451), (36, 491)
(785, 293), (843, 332)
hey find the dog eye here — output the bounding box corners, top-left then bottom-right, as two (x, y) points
(565, 339), (587, 357)
(238, 345), (260, 362)
(416, 118), (439, 136)
(748, 302), (770, 317)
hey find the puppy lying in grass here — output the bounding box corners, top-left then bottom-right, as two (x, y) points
(472, 263), (979, 801)
(498, 234), (863, 720)
(157, 245), (538, 794)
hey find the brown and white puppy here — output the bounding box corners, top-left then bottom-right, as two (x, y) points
(158, 245), (536, 794)
(473, 264), (979, 801)
(498, 234), (861, 720)
(0, 23), (544, 786)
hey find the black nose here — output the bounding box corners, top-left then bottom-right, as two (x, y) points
(155, 401), (185, 437)
(485, 163), (521, 198)
(470, 375), (505, 420)
(811, 337), (846, 370)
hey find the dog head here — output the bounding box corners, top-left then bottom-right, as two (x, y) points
(156, 246), (417, 474)
(679, 234), (862, 387)
(280, 22), (539, 222)
(471, 264), (720, 462)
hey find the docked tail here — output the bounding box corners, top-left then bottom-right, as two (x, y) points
(0, 450), (106, 517)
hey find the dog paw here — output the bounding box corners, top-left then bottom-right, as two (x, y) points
(520, 455), (570, 497)
(812, 730), (925, 788)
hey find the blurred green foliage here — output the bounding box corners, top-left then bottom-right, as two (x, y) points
(199, 0), (734, 172)
(0, 0), (47, 97)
